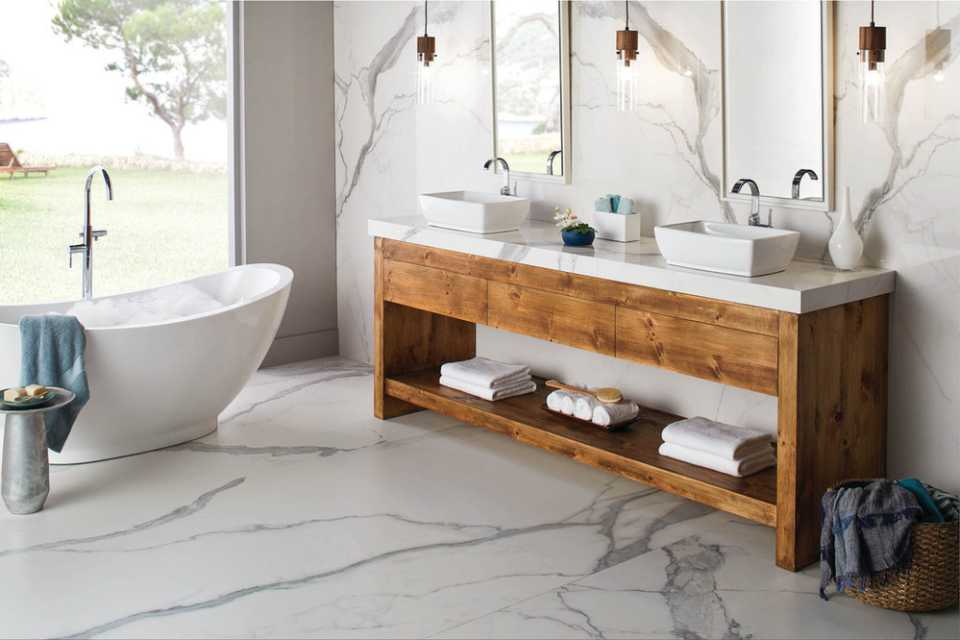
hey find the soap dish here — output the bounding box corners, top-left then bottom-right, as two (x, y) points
(544, 404), (635, 432)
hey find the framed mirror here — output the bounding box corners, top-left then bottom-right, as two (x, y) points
(722, 1), (834, 210)
(490, 0), (572, 182)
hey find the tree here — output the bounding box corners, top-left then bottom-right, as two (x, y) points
(53, 0), (226, 160)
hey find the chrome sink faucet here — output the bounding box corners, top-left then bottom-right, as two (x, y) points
(69, 166), (113, 300)
(483, 157), (513, 195)
(791, 169), (819, 199)
(731, 178), (771, 227)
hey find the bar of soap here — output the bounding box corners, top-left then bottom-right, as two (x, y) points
(4, 387), (26, 402)
(25, 384), (48, 397)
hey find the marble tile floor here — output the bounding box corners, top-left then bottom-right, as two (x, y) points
(0, 357), (956, 639)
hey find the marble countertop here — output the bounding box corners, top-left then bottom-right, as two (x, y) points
(368, 216), (896, 313)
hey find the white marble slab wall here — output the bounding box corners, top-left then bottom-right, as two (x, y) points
(335, 1), (960, 490)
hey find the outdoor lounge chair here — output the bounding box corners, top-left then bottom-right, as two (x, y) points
(0, 143), (54, 178)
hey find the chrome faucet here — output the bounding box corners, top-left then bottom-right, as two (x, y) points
(483, 157), (513, 195)
(69, 166), (113, 300)
(546, 149), (562, 176)
(731, 178), (770, 227)
(791, 169), (819, 199)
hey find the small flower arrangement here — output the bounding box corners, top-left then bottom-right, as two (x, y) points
(554, 207), (596, 247)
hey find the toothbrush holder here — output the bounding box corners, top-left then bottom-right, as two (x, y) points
(593, 210), (643, 242)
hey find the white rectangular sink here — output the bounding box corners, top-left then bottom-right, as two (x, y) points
(419, 191), (530, 234)
(654, 221), (800, 277)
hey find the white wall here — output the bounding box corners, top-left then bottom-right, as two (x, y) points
(242, 1), (338, 365)
(335, 1), (960, 491)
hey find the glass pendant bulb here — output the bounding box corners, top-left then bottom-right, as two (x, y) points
(616, 59), (640, 112)
(417, 61), (433, 105)
(860, 59), (885, 123)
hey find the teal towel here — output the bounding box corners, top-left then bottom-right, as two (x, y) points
(19, 315), (89, 452)
(897, 478), (945, 523)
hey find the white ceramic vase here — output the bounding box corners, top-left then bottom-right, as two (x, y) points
(829, 187), (863, 271)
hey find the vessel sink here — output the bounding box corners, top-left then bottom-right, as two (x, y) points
(419, 191), (530, 234)
(654, 221), (800, 277)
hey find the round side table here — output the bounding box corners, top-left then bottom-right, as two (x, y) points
(1, 388), (75, 515)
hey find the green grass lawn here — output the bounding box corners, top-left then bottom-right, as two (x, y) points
(0, 167), (229, 305)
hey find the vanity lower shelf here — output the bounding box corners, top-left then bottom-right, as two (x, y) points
(385, 368), (777, 527)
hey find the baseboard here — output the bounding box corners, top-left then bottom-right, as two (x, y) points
(261, 328), (339, 367)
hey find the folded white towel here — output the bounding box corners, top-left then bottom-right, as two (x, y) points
(441, 370), (531, 391)
(661, 416), (773, 460)
(592, 401), (640, 428)
(440, 357), (531, 388)
(440, 375), (536, 401)
(658, 442), (775, 477)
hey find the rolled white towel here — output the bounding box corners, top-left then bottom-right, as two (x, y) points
(658, 442), (775, 477)
(546, 389), (568, 413)
(592, 401), (640, 428)
(440, 357), (531, 388)
(440, 375), (536, 401)
(661, 416), (773, 460)
(573, 394), (597, 421)
(560, 394), (576, 416)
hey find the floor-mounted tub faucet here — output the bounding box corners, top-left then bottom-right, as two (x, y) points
(483, 157), (513, 196)
(732, 178), (771, 227)
(69, 166), (113, 300)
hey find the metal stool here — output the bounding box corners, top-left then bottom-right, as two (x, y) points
(1, 388), (75, 514)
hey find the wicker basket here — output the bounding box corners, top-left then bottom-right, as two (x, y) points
(850, 520), (959, 612)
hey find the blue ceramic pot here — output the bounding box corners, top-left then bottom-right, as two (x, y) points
(561, 228), (595, 247)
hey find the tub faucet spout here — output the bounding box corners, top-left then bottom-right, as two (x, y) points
(69, 166), (113, 300)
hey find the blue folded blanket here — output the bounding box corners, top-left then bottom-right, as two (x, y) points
(19, 315), (89, 452)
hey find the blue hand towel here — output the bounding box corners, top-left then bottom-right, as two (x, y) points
(18, 315), (89, 452)
(897, 478), (945, 523)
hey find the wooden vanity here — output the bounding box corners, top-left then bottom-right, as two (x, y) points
(369, 217), (895, 571)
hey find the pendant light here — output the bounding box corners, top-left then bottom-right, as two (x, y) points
(615, 1), (639, 112)
(929, 2), (950, 83)
(417, 0), (436, 105)
(857, 0), (886, 123)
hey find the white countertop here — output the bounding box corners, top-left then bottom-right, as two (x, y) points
(368, 216), (895, 314)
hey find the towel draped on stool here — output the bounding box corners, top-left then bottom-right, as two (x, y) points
(18, 315), (89, 452)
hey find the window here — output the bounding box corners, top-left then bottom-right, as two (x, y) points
(0, 0), (231, 304)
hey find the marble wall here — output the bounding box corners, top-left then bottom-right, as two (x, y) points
(335, 1), (960, 491)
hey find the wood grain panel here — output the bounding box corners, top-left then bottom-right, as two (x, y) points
(616, 307), (779, 395)
(382, 259), (487, 324)
(374, 239), (476, 419)
(488, 282), (616, 355)
(386, 369), (777, 525)
(381, 239), (779, 336)
(776, 295), (889, 570)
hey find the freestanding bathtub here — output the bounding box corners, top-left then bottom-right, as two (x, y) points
(0, 264), (292, 464)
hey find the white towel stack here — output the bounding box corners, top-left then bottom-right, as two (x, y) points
(439, 357), (536, 401)
(658, 417), (775, 477)
(545, 389), (639, 429)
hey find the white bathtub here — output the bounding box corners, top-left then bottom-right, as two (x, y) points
(0, 264), (292, 464)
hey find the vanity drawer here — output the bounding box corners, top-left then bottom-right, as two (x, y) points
(382, 259), (487, 323)
(616, 308), (778, 395)
(488, 282), (616, 356)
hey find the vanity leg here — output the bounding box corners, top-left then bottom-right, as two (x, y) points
(374, 238), (476, 419)
(775, 296), (889, 571)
